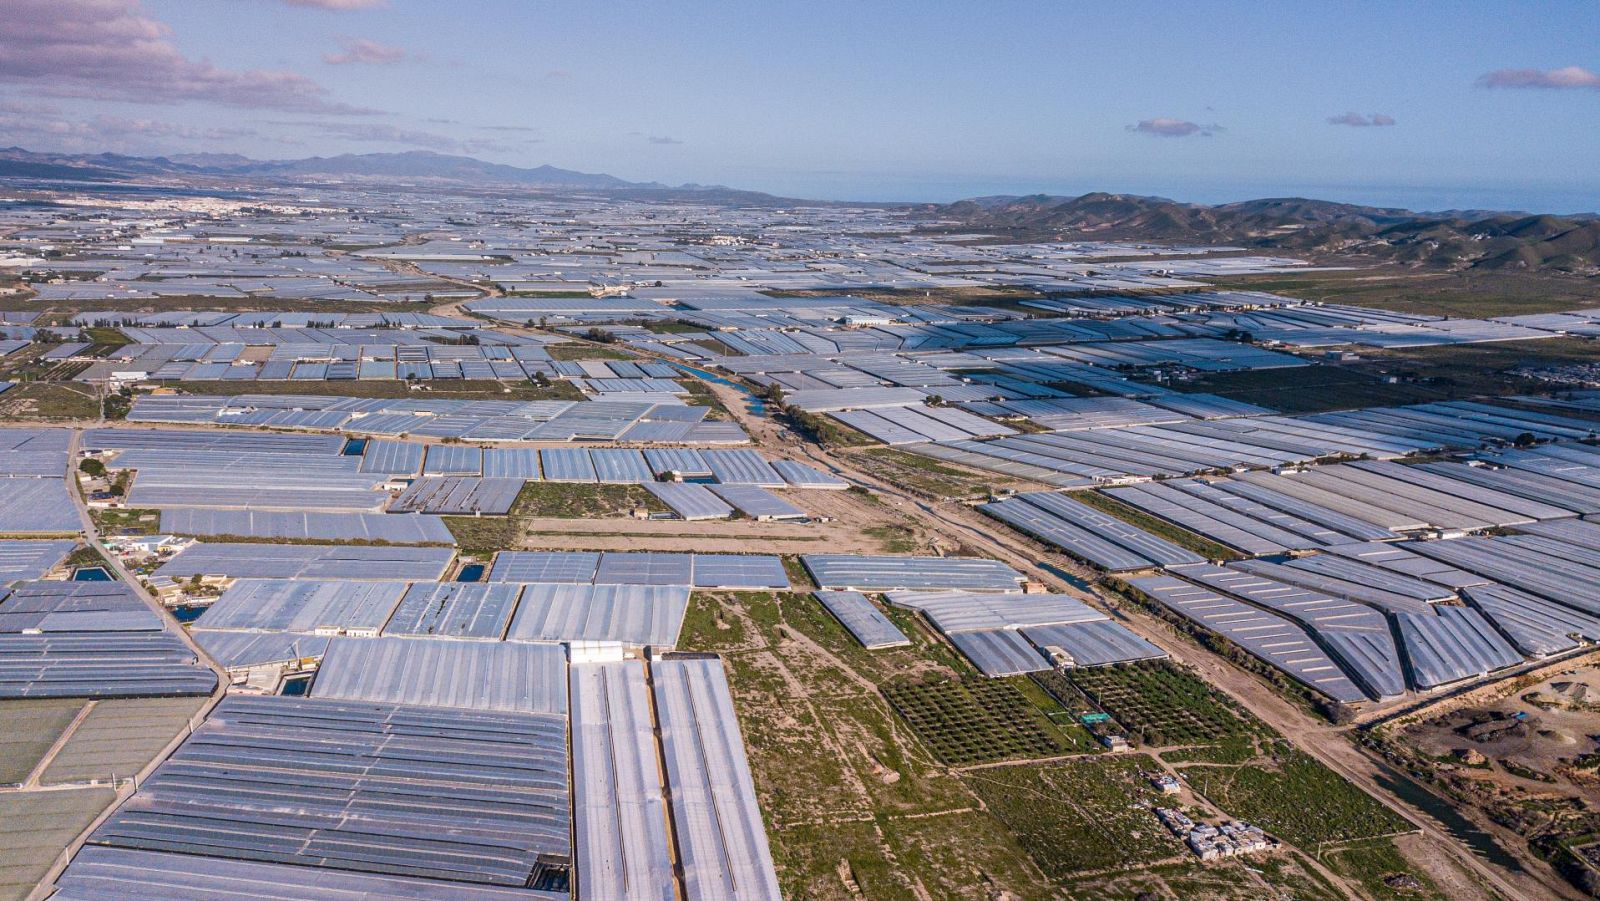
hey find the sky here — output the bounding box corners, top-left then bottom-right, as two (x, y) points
(2, 0), (1598, 211)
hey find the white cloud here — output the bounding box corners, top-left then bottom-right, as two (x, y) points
(324, 37), (410, 66)
(1127, 118), (1219, 138)
(1327, 112), (1396, 127)
(1477, 66), (1600, 90)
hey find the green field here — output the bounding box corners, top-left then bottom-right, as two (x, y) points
(1320, 837), (1448, 900)
(1067, 659), (1264, 752)
(1178, 744), (1412, 847)
(40, 697), (207, 786)
(509, 481), (668, 518)
(965, 755), (1183, 879)
(0, 789), (117, 900)
(882, 677), (1078, 766)
(442, 482), (672, 550)
(1184, 337), (1600, 415)
(545, 343), (636, 361)
(675, 576), (1412, 896)
(0, 700), (86, 785)
(1181, 364), (1446, 414)
(1210, 267), (1600, 319)
(89, 507), (161, 536)
(0, 383), (102, 420)
(81, 327), (129, 346)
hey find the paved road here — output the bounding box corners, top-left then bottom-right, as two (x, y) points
(30, 432), (231, 901)
(65, 430), (223, 676)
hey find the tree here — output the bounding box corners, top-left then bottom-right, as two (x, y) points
(78, 458), (105, 478)
(1327, 702), (1358, 726)
(1514, 431), (1538, 448)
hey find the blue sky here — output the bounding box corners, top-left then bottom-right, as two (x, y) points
(3, 0), (1598, 210)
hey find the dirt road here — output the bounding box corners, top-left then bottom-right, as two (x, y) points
(694, 375), (1575, 901)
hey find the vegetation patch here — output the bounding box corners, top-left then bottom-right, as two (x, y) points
(64, 544), (111, 571)
(1075, 490), (1242, 561)
(1319, 837), (1445, 900)
(81, 326), (130, 346)
(677, 592), (752, 653)
(1006, 674), (1098, 751)
(0, 382), (101, 420)
(779, 555), (816, 591)
(0, 699), (87, 785)
(443, 482), (670, 551)
(863, 523), (919, 553)
(882, 676), (1076, 766)
(964, 755), (1183, 878)
(545, 342), (635, 361)
(1068, 659), (1263, 748)
(853, 446), (1000, 498)
(89, 507), (160, 536)
(677, 377), (730, 416)
(780, 404), (875, 449)
(1210, 267), (1600, 319)
(511, 482), (668, 518)
(1178, 745), (1412, 847)
(1184, 335), (1600, 416)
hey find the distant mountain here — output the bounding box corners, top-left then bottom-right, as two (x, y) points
(163, 152), (258, 170)
(242, 151), (647, 189)
(0, 157), (124, 182)
(923, 193), (1600, 273)
(0, 147), (649, 191)
(4, 146), (1595, 271)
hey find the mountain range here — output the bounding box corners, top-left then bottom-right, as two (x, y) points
(922, 193), (1600, 273)
(0, 147), (650, 191)
(2, 147), (1595, 273)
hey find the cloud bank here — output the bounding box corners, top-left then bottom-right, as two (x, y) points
(274, 120), (539, 155)
(1477, 66), (1600, 89)
(0, 0), (371, 114)
(0, 111), (271, 153)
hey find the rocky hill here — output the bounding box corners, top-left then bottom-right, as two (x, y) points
(924, 193), (1600, 272)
